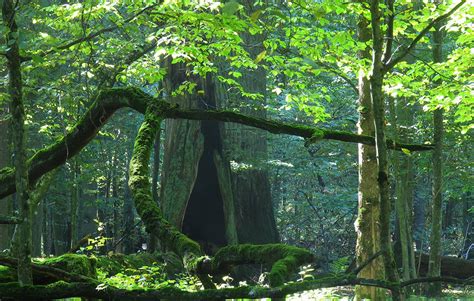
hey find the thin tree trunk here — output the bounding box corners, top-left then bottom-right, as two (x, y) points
(390, 98), (410, 281)
(354, 12), (385, 301)
(369, 0), (400, 298)
(427, 14), (444, 296)
(0, 118), (13, 252)
(389, 97), (417, 281)
(30, 170), (56, 257)
(70, 159), (80, 248)
(122, 148), (135, 254)
(51, 170), (71, 255)
(2, 0), (33, 285)
(149, 128), (162, 252)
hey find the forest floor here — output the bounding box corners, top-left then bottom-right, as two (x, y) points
(284, 287), (474, 300)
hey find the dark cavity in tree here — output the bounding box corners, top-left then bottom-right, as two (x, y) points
(182, 118), (226, 252)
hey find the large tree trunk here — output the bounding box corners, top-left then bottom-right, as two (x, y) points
(160, 62), (207, 244)
(216, 26), (278, 245)
(160, 49), (278, 250)
(354, 13), (385, 301)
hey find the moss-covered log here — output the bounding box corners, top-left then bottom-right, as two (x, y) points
(1, 252), (182, 284)
(416, 252), (474, 279)
(0, 87), (433, 200)
(0, 275), (472, 300)
(210, 244), (315, 287)
(0, 254), (96, 284)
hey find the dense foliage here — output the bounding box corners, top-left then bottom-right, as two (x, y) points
(0, 0), (472, 299)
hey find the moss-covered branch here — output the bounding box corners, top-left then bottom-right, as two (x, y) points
(127, 110), (214, 288)
(209, 244), (314, 287)
(162, 109), (433, 152)
(0, 86), (432, 201)
(0, 87), (150, 199)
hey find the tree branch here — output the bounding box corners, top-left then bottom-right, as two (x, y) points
(382, 0), (394, 64)
(304, 58), (358, 94)
(0, 87), (433, 200)
(383, 0), (466, 72)
(20, 4), (158, 62)
(0, 214), (20, 224)
(162, 108), (433, 151)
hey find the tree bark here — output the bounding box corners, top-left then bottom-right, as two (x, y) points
(215, 14), (279, 244)
(427, 13), (445, 296)
(390, 97), (417, 281)
(354, 11), (385, 301)
(369, 0), (400, 298)
(122, 147), (136, 254)
(70, 159), (80, 248)
(2, 0), (33, 285)
(160, 62), (205, 238)
(0, 118), (13, 251)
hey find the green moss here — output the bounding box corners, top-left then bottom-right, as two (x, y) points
(0, 265), (15, 283)
(35, 254), (97, 279)
(128, 112), (204, 272)
(304, 129), (325, 146)
(213, 244), (314, 287)
(0, 167), (13, 183)
(96, 253), (161, 276)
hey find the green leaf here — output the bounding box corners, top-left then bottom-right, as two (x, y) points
(401, 148), (411, 156)
(222, 1), (240, 16)
(254, 50), (266, 64)
(250, 10), (262, 22)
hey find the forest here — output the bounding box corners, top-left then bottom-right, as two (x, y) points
(0, 0), (472, 300)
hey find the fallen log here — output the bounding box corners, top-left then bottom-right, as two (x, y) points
(416, 252), (474, 279)
(0, 252), (180, 284)
(0, 254), (95, 284)
(0, 275), (472, 301)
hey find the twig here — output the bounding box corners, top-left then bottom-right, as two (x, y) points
(0, 214), (20, 224)
(20, 4), (159, 62)
(351, 250), (385, 275)
(383, 0), (466, 72)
